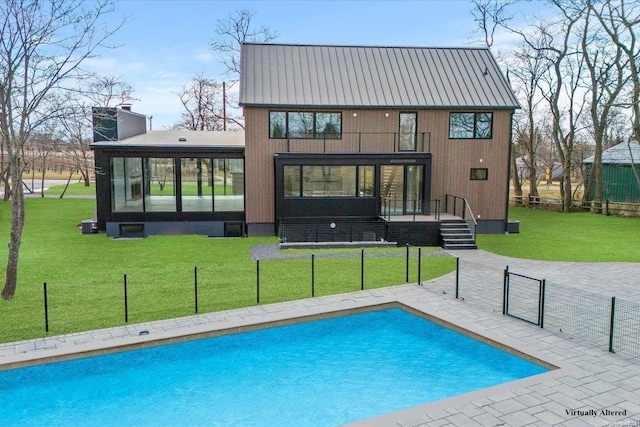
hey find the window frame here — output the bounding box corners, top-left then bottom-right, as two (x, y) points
(470, 168), (489, 181)
(283, 165), (374, 198)
(269, 111), (342, 139)
(398, 112), (418, 151)
(448, 112), (493, 140)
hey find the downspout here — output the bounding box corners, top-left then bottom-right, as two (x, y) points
(505, 111), (514, 234)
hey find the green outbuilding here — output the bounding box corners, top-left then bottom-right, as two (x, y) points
(583, 140), (640, 202)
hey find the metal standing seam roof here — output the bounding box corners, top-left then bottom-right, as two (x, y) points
(583, 140), (640, 165)
(239, 43), (520, 109)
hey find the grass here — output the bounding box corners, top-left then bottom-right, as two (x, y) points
(43, 182), (96, 196)
(0, 198), (455, 343)
(2, 199), (638, 344)
(478, 206), (640, 262)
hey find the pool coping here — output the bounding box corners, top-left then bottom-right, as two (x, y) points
(0, 283), (635, 426)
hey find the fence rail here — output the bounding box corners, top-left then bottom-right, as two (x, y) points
(510, 195), (640, 217)
(452, 259), (640, 360)
(39, 246), (437, 335)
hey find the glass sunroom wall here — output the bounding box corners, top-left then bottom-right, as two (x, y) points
(181, 158), (213, 212)
(144, 158), (176, 212)
(214, 158), (244, 212)
(302, 166), (356, 197)
(110, 157), (143, 212)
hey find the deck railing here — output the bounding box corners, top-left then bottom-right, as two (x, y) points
(283, 132), (431, 153)
(379, 197), (441, 221)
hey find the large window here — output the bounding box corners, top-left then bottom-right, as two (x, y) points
(181, 158), (212, 212)
(449, 112), (493, 139)
(284, 166), (301, 197)
(303, 166), (356, 197)
(359, 165), (375, 197)
(111, 157), (143, 213)
(214, 158), (244, 212)
(269, 111), (342, 139)
(284, 165), (374, 198)
(110, 156), (243, 213)
(144, 158), (176, 212)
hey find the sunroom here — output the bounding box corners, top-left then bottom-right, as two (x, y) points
(92, 131), (245, 238)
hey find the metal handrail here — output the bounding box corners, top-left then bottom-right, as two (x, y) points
(445, 194), (478, 244)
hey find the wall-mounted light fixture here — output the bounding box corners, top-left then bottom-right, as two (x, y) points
(353, 112), (358, 117)
(385, 113), (390, 117)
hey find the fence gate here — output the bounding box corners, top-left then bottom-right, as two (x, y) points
(503, 267), (545, 327)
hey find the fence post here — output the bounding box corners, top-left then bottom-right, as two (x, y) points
(311, 254), (315, 297)
(455, 258), (459, 299)
(43, 282), (49, 333)
(194, 266), (198, 314)
(417, 247), (422, 285)
(609, 296), (616, 353)
(124, 274), (128, 323)
(405, 244), (409, 283)
(256, 260), (260, 304)
(360, 248), (364, 291)
(539, 279), (546, 328)
(502, 266), (509, 315)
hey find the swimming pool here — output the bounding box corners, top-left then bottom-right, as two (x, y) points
(0, 308), (547, 426)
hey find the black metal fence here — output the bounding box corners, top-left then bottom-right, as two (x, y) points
(40, 246), (433, 334)
(457, 264), (640, 359)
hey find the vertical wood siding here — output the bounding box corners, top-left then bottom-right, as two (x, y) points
(244, 107), (512, 225)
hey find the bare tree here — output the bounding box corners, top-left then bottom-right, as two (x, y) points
(57, 75), (137, 192)
(173, 75), (225, 131)
(84, 75), (137, 108)
(509, 38), (551, 199)
(588, 0), (640, 141)
(470, 0), (515, 48)
(210, 8), (278, 83)
(580, 3), (629, 211)
(528, 5), (587, 212)
(0, 0), (122, 300)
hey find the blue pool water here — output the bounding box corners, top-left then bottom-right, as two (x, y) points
(0, 308), (547, 426)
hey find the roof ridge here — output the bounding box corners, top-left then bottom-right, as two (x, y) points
(241, 42), (489, 51)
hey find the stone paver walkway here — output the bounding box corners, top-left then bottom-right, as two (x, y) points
(1, 250), (639, 426)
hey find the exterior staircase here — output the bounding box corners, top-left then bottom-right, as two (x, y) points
(440, 219), (477, 250)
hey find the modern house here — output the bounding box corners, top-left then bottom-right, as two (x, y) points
(91, 43), (519, 247)
(583, 140), (640, 203)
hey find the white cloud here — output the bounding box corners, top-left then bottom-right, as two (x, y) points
(83, 56), (121, 73)
(194, 51), (216, 62)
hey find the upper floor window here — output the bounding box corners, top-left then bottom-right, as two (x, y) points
(449, 112), (493, 139)
(269, 111), (342, 139)
(399, 112), (417, 151)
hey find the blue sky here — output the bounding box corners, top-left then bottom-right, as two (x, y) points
(87, 0), (544, 129)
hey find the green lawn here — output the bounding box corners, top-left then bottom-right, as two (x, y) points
(2, 201), (638, 344)
(0, 198), (454, 343)
(42, 182), (96, 196)
(478, 206), (640, 262)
